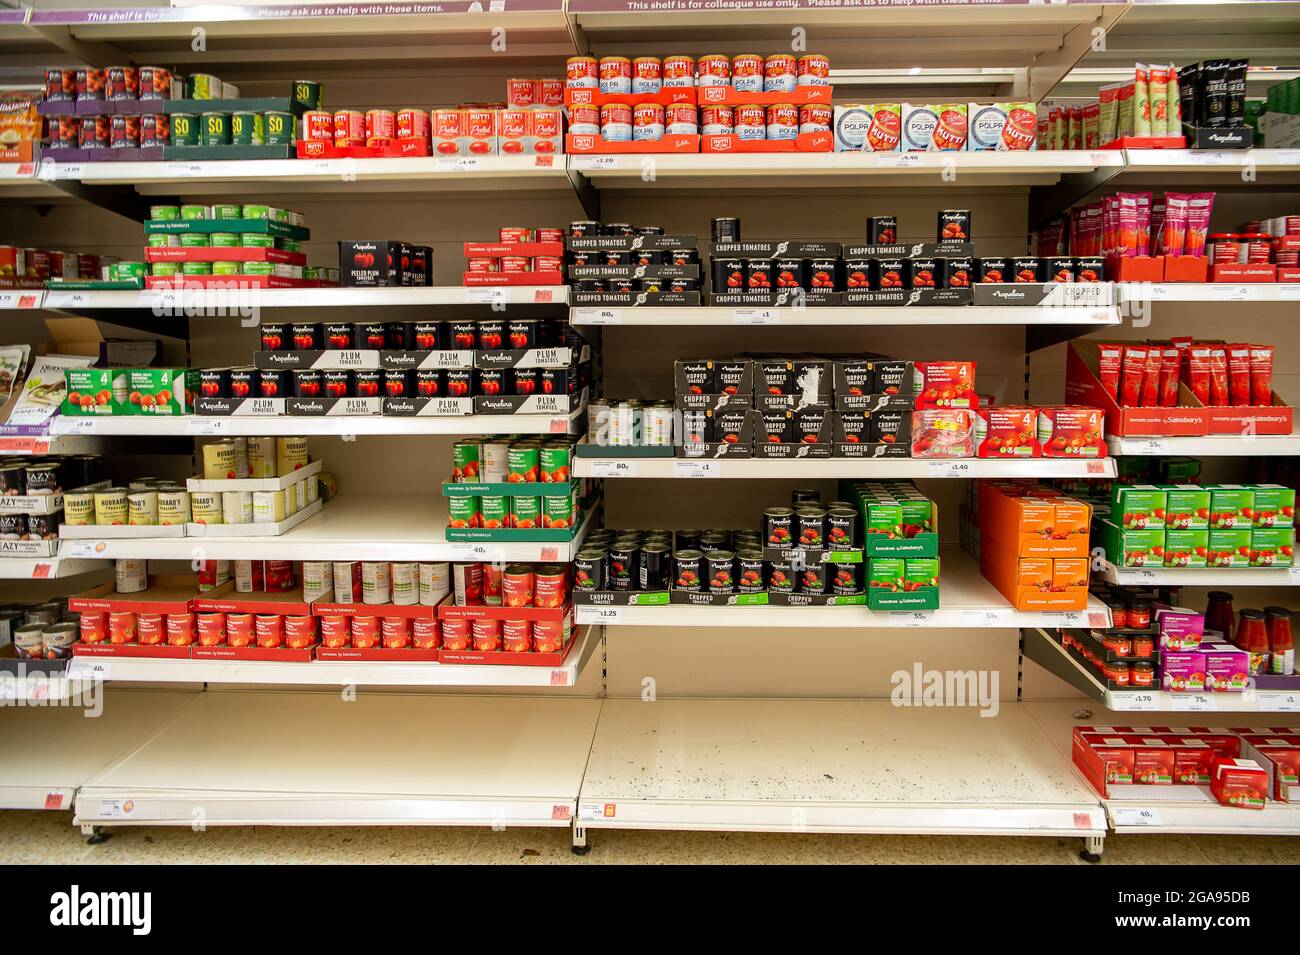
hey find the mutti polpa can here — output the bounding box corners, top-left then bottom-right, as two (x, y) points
(600, 103), (632, 142)
(633, 103), (664, 142)
(598, 56), (632, 95)
(800, 104), (832, 134)
(797, 54), (831, 87)
(764, 54), (797, 93)
(664, 55), (695, 88)
(701, 105), (733, 136)
(732, 54), (764, 92)
(766, 104), (798, 140)
(735, 104), (765, 140)
(632, 56), (662, 94)
(666, 103), (698, 135)
(566, 55), (598, 89)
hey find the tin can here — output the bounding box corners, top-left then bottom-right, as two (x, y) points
(797, 54), (831, 87)
(419, 562), (449, 606)
(195, 613), (224, 646)
(633, 102), (665, 141)
(566, 55), (599, 89)
(665, 103), (698, 135)
(938, 209), (971, 242)
(635, 542), (668, 591)
(318, 614), (349, 648)
(533, 619), (565, 653)
(735, 104), (766, 140)
(78, 612), (107, 645)
(141, 112), (169, 148)
(104, 611), (136, 645)
(351, 616), (380, 649)
(799, 563), (826, 595)
(25, 462), (62, 496)
(365, 109), (395, 144)
(292, 80), (323, 111)
(380, 616), (411, 649)
(113, 558), (148, 594)
(62, 490), (95, 527)
(732, 54), (764, 92)
(706, 550), (736, 594)
(632, 56), (663, 94)
(599, 56), (632, 95)
(574, 548), (606, 591)
(276, 436), (308, 475)
(502, 564), (535, 608)
(439, 616), (470, 651)
(764, 54), (797, 93)
(470, 618), (501, 652)
(79, 115), (109, 150)
(133, 613), (163, 646)
(361, 561), (391, 604)
(333, 561), (362, 603)
(283, 615), (315, 649)
(253, 614), (283, 649)
(453, 562), (483, 606)
(390, 562), (418, 606)
(800, 103), (832, 133)
(226, 613), (255, 648)
(230, 110), (264, 145)
(127, 489), (158, 526)
(302, 109), (333, 141)
(221, 490), (252, 525)
(265, 110), (295, 145)
(795, 506), (827, 547)
(826, 507), (859, 550)
(672, 548), (704, 592)
(93, 487), (128, 526)
(700, 105), (734, 137)
(501, 619), (531, 653)
(698, 54), (731, 88)
(663, 55), (696, 88)
(396, 108), (429, 141)
(600, 102), (633, 142)
(766, 103), (798, 140)
(534, 564), (567, 608)
(201, 112), (231, 146)
(411, 617), (439, 650)
(566, 102), (600, 136)
(190, 492), (221, 525)
(334, 109), (366, 143)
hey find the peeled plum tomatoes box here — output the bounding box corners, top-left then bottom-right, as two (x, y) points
(339, 241), (433, 287)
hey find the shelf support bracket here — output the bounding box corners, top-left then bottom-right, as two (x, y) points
(26, 24), (131, 70)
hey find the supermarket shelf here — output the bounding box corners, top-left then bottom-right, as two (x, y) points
(1115, 148), (1300, 184)
(0, 688), (195, 812)
(1028, 702), (1300, 837)
(577, 698), (1106, 836)
(570, 305), (1121, 328)
(65, 625), (600, 689)
(571, 150), (1126, 190)
(0, 557), (108, 580)
(57, 493), (595, 563)
(31, 285), (569, 313)
(1024, 627), (1300, 714)
(73, 691), (602, 828)
(1086, 2), (1300, 71)
(51, 405), (585, 438)
(1117, 283), (1300, 304)
(575, 546), (1112, 630)
(1098, 557), (1299, 588)
(0, 432), (103, 456)
(1107, 431), (1300, 457)
(573, 455), (1117, 480)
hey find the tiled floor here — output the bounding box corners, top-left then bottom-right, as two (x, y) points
(3, 810), (1300, 864)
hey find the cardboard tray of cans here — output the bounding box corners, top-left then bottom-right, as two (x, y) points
(442, 479), (578, 497)
(311, 599), (439, 621)
(573, 439), (675, 460)
(462, 271), (566, 287)
(192, 586), (316, 617)
(697, 86), (832, 107)
(567, 234), (699, 254)
(146, 275), (334, 290)
(768, 591), (865, 606)
(761, 546), (863, 566)
(314, 645), (439, 663)
(573, 589), (670, 606)
(701, 131), (832, 153)
(573, 291), (702, 307)
(669, 590), (770, 606)
(464, 241), (562, 258)
(0, 540), (59, 558)
(678, 409), (757, 460)
(190, 642), (317, 663)
(569, 264), (700, 282)
(969, 282), (1113, 307)
(163, 145), (296, 162)
(444, 503), (590, 543)
(707, 291), (843, 307)
(438, 627), (575, 668)
(254, 350), (382, 371)
(186, 497), (322, 538)
(70, 576), (214, 615)
(186, 459), (322, 493)
(564, 88), (697, 108)
(146, 218), (309, 241)
(283, 397), (382, 416)
(0, 645), (68, 676)
(295, 138), (430, 160)
(146, 247), (307, 266)
(566, 133), (700, 154)
(0, 480), (109, 516)
(45, 147), (165, 164)
(60, 521), (187, 540)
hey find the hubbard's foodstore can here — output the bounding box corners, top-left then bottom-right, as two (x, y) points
(93, 487), (127, 526)
(63, 489), (95, 526)
(276, 436), (308, 475)
(190, 491), (222, 525)
(127, 489), (159, 526)
(158, 488), (191, 525)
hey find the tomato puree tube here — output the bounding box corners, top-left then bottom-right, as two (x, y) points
(1250, 345), (1275, 406)
(1183, 193), (1215, 258)
(1227, 343), (1253, 406)
(1133, 64), (1152, 137)
(1148, 64), (1170, 136)
(1082, 102), (1100, 149)
(1120, 346), (1147, 406)
(1159, 345), (1181, 407)
(1140, 347), (1163, 407)
(1186, 344), (1211, 405)
(1097, 343), (1124, 402)
(1098, 83), (1121, 144)
(1116, 82), (1135, 138)
(1161, 192), (1189, 256)
(1167, 64), (1183, 129)
(1207, 346), (1229, 407)
(1117, 194), (1140, 256)
(1135, 192), (1152, 256)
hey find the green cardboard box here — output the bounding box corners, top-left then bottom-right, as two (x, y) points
(1249, 527), (1295, 567)
(1163, 529), (1208, 568)
(1208, 528), (1252, 567)
(1252, 485), (1295, 528)
(1208, 485), (1256, 529)
(1160, 485), (1211, 529)
(63, 368), (127, 416)
(123, 368), (198, 415)
(1112, 485), (1167, 529)
(1099, 519), (1165, 568)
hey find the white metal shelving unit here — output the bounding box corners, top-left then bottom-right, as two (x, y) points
(574, 455), (1117, 480)
(37, 285), (569, 312)
(1098, 558), (1299, 588)
(1107, 431), (1300, 457)
(570, 304), (1121, 328)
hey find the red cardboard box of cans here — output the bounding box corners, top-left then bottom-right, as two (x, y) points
(566, 132), (700, 154)
(70, 576), (218, 659)
(437, 603), (575, 666)
(701, 130), (832, 153)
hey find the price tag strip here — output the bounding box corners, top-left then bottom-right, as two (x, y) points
(673, 459), (721, 479)
(1110, 806), (1163, 828)
(589, 459), (637, 478)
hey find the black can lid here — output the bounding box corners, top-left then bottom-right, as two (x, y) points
(1206, 590), (1235, 600)
(1240, 608), (1266, 620)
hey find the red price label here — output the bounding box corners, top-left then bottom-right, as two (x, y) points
(539, 545), (559, 561)
(1073, 812), (1094, 829)
(31, 562), (51, 579)
(551, 803), (571, 820)
(534, 288), (553, 302)
(550, 669), (568, 686)
(44, 792), (64, 810)
(1087, 460), (1107, 475)
(533, 155), (554, 168)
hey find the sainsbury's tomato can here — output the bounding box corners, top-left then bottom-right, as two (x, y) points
(534, 564), (568, 608)
(663, 55), (696, 88)
(666, 103), (698, 135)
(566, 55), (598, 89)
(319, 614), (349, 648)
(137, 613), (165, 646)
(532, 618), (566, 653)
(196, 613), (225, 646)
(767, 103), (798, 140)
(334, 109), (365, 143)
(79, 612), (107, 645)
(598, 56), (632, 95)
(735, 104), (766, 140)
(226, 613), (254, 647)
(108, 611), (137, 644)
(797, 54), (831, 87)
(472, 618), (502, 651)
(632, 56), (662, 94)
(732, 54), (764, 92)
(381, 616), (411, 649)
(396, 108), (429, 140)
(412, 617), (439, 650)
(569, 103), (600, 136)
(764, 54), (797, 93)
(350, 615), (379, 649)
(283, 615), (316, 649)
(254, 614), (284, 648)
(633, 103), (664, 141)
(701, 105), (733, 136)
(440, 616), (470, 651)
(502, 619), (531, 652)
(697, 54), (731, 87)
(166, 612), (195, 647)
(303, 109), (333, 141)
(600, 102), (632, 142)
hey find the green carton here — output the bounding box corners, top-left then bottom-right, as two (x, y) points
(1208, 528), (1252, 568)
(1252, 485), (1295, 528)
(63, 368), (127, 416)
(1249, 527), (1295, 567)
(1112, 485), (1167, 529)
(1163, 529), (1208, 568)
(1208, 485), (1256, 529)
(1160, 485), (1210, 529)
(123, 369), (198, 415)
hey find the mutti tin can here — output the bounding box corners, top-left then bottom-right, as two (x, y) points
(365, 108), (396, 144)
(732, 54), (764, 92)
(600, 103), (633, 142)
(507, 78), (535, 107)
(666, 103), (698, 135)
(598, 56), (632, 95)
(698, 54), (731, 87)
(569, 103), (600, 136)
(800, 104), (832, 134)
(334, 109), (365, 143)
(764, 54), (797, 93)
(396, 108), (429, 140)
(566, 55), (599, 89)
(735, 104), (766, 140)
(303, 110), (333, 141)
(633, 103), (665, 141)
(664, 55), (696, 88)
(633, 57), (662, 94)
(798, 54), (831, 87)
(766, 104), (798, 140)
(701, 105), (733, 136)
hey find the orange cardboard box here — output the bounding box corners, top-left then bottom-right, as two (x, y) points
(979, 537), (1088, 611)
(978, 482), (1091, 557)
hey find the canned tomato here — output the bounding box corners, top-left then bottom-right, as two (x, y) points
(351, 616), (379, 649)
(532, 619), (565, 654)
(827, 507), (859, 550)
(706, 550), (735, 594)
(1045, 256), (1076, 283)
(1244, 233), (1272, 264)
(507, 78), (535, 107)
(574, 548), (606, 591)
(938, 209), (971, 242)
(799, 563), (826, 595)
(300, 109), (332, 142)
(365, 108), (395, 144)
(412, 617), (439, 650)
(381, 616), (411, 649)
(600, 102), (633, 142)
(472, 618), (502, 652)
(946, 255), (974, 288)
(633, 103), (664, 141)
(698, 54), (731, 87)
(534, 564), (568, 608)
(795, 507), (827, 547)
(1011, 256), (1042, 283)
(735, 104), (766, 140)
(568, 103), (601, 136)
(319, 614), (349, 648)
(334, 109), (365, 143)
(732, 54), (764, 92)
(396, 108), (429, 140)
(419, 562), (449, 606)
(196, 613), (225, 646)
(701, 105), (733, 136)
(226, 613), (254, 648)
(736, 549), (766, 594)
(798, 54), (831, 87)
(80, 115), (109, 150)
(636, 542), (668, 590)
(1208, 234), (1242, 264)
(481, 563), (502, 605)
(136, 613), (164, 646)
(800, 103), (832, 133)
(598, 56), (632, 95)
(500, 619), (530, 653)
(766, 104), (798, 140)
(107, 611), (136, 645)
(910, 257), (941, 288)
(566, 55), (598, 89)
(94, 487), (128, 525)
(80, 612), (107, 645)
(280, 615), (313, 650)
(764, 54), (797, 93)
(664, 103), (697, 135)
(633, 56), (662, 94)
(440, 617), (471, 651)
(254, 614), (283, 649)
(503, 564), (535, 608)
(673, 549), (704, 592)
(664, 55), (696, 88)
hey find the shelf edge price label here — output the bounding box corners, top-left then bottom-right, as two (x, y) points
(575, 606), (622, 625)
(1110, 806), (1162, 827)
(1117, 691), (1159, 711)
(927, 460), (972, 478)
(733, 308), (777, 325)
(890, 610), (929, 627)
(1210, 285), (1250, 302)
(0, 291), (42, 310)
(959, 610), (1002, 627)
(30, 562), (51, 579)
(573, 155), (616, 170)
(590, 459), (637, 478)
(465, 288), (504, 305)
(1170, 693), (1212, 712)
(185, 418), (227, 435)
(572, 308), (620, 325)
(673, 459), (720, 479)
(68, 659), (111, 682)
(1266, 693), (1300, 713)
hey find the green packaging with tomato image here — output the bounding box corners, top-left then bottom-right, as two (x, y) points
(1252, 485), (1295, 528)
(447, 496), (480, 529)
(1160, 485), (1210, 530)
(1208, 485), (1255, 529)
(124, 368), (198, 415)
(1208, 528), (1251, 568)
(480, 495), (508, 529)
(866, 556), (940, 610)
(63, 367), (127, 416)
(510, 495), (542, 529)
(1249, 527), (1295, 567)
(1112, 485), (1167, 529)
(1163, 529), (1208, 568)
(507, 444), (540, 483)
(1103, 521), (1165, 568)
